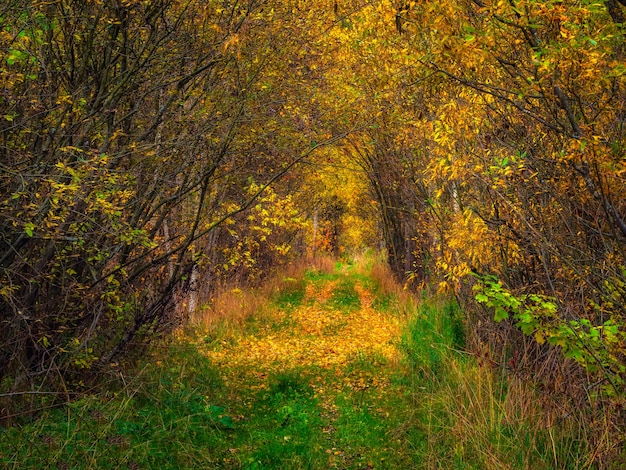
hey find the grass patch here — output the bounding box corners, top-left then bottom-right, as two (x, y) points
(344, 350), (388, 373)
(273, 282), (306, 310)
(371, 292), (393, 311)
(399, 301), (453, 379)
(0, 341), (230, 469)
(266, 369), (315, 400)
(304, 269), (338, 284)
(240, 369), (325, 469)
(328, 278), (361, 311)
(328, 381), (420, 469)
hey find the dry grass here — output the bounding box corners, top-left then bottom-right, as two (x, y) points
(397, 281), (600, 469)
(369, 257), (419, 316)
(465, 324), (623, 467)
(421, 353), (597, 469)
(191, 256), (336, 331)
(306, 255), (337, 276)
(192, 287), (266, 330)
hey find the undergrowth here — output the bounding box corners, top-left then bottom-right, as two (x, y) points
(0, 255), (599, 469)
(0, 342), (229, 469)
(399, 297), (594, 469)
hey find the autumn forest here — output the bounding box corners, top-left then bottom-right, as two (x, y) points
(1, 0), (626, 467)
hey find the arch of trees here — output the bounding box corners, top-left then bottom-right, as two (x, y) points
(2, 0), (625, 460)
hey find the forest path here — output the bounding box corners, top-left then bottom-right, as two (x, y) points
(199, 261), (420, 469)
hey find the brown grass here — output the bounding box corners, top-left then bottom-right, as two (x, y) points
(369, 257), (418, 316)
(190, 256), (336, 331)
(306, 255), (336, 275)
(418, 355), (597, 469)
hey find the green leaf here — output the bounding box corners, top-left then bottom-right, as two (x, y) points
(475, 292), (488, 303)
(519, 323), (535, 335)
(24, 222), (34, 237)
(494, 306), (508, 322)
(218, 414), (235, 429)
(6, 49), (25, 65)
(565, 349), (585, 363)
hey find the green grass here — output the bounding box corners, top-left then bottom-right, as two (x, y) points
(241, 369), (325, 469)
(398, 300), (462, 380)
(328, 278), (361, 311)
(303, 269), (337, 283)
(397, 298), (594, 470)
(273, 280), (306, 310)
(1, 342), (229, 469)
(371, 292), (393, 311)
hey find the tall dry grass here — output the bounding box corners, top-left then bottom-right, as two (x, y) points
(191, 256), (336, 331)
(424, 358), (595, 469)
(368, 255), (419, 317)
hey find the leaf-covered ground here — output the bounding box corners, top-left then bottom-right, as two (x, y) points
(199, 264), (421, 468)
(206, 277), (400, 390)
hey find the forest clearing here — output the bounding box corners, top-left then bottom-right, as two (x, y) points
(1, 0), (626, 467)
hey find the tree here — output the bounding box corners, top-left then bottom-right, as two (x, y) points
(0, 0), (324, 413)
